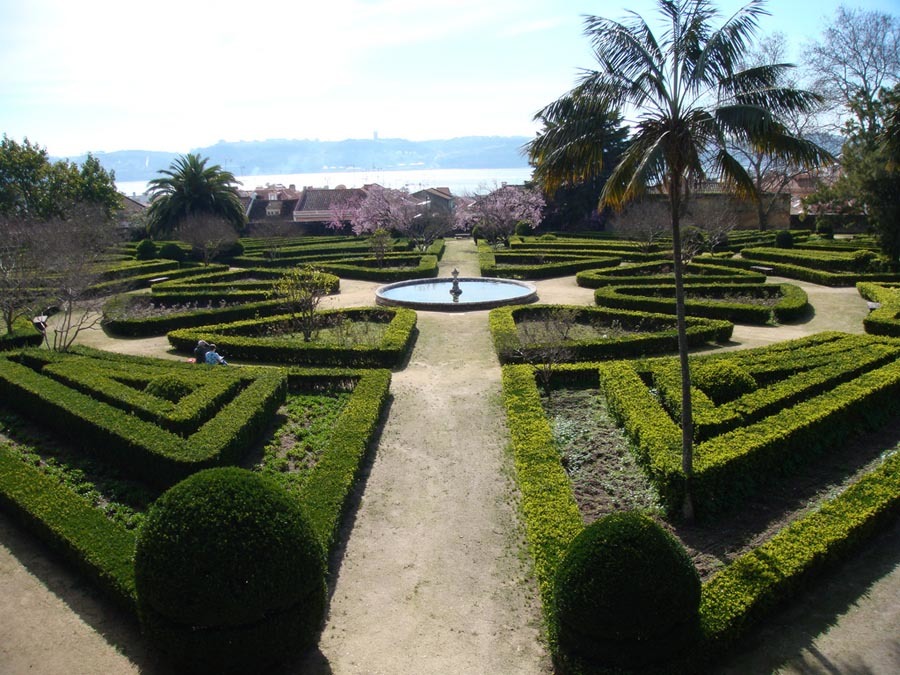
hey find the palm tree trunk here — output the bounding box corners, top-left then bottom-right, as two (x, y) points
(669, 178), (695, 521)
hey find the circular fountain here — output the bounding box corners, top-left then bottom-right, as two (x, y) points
(375, 268), (537, 311)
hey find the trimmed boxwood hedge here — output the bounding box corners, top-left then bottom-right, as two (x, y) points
(499, 351), (900, 670)
(134, 467), (327, 673)
(598, 333), (900, 515)
(490, 304), (733, 364)
(0, 355), (391, 628)
(103, 297), (295, 337)
(0, 352), (287, 487)
(576, 260), (766, 288)
(483, 250), (623, 280)
(857, 282), (900, 337)
(741, 246), (877, 272)
(0, 317), (43, 351)
(594, 282), (809, 324)
(0, 444), (138, 611)
(167, 306), (417, 367)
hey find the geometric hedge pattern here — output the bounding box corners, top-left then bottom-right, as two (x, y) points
(598, 332), (900, 515)
(0, 348), (286, 487)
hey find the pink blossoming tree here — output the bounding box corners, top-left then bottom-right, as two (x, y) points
(454, 185), (545, 246)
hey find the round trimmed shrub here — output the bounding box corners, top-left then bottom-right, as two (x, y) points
(135, 238), (158, 260)
(143, 374), (195, 402)
(135, 468), (326, 673)
(158, 242), (186, 262)
(774, 230), (793, 249)
(551, 511), (701, 673)
(692, 359), (757, 404)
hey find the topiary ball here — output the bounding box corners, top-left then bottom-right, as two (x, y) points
(135, 467), (326, 673)
(552, 511), (701, 672)
(143, 374), (195, 402)
(692, 359), (757, 405)
(774, 230), (794, 249)
(158, 242), (186, 262)
(135, 238), (158, 260)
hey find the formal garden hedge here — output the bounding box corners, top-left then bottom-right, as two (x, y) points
(500, 331), (900, 668)
(0, 317), (44, 351)
(857, 282), (900, 337)
(129, 267), (342, 307)
(593, 282), (809, 324)
(167, 306), (417, 367)
(0, 349), (286, 487)
(477, 242), (622, 279)
(489, 304), (733, 364)
(0, 348), (390, 618)
(576, 260), (765, 288)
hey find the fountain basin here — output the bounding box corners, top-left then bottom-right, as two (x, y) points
(375, 277), (538, 311)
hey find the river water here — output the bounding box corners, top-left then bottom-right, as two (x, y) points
(117, 166), (534, 198)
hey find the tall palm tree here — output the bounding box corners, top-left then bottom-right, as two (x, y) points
(146, 153), (245, 237)
(529, 0), (833, 518)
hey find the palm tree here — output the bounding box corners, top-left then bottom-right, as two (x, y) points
(529, 0), (833, 519)
(146, 153), (245, 238)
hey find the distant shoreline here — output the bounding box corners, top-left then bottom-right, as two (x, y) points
(118, 166), (534, 198)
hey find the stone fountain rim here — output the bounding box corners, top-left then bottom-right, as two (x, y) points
(374, 276), (538, 312)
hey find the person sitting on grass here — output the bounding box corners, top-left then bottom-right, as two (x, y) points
(204, 344), (227, 365)
(193, 339), (211, 363)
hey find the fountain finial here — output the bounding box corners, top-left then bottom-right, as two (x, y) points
(450, 268), (462, 301)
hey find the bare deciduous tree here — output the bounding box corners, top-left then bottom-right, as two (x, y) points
(41, 204), (122, 351)
(177, 213), (239, 266)
(806, 5), (900, 138)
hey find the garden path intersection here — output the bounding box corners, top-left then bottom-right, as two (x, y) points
(0, 240), (896, 673)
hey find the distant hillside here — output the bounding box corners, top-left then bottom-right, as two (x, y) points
(57, 136), (532, 182)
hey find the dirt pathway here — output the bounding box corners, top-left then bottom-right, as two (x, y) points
(302, 239), (550, 673)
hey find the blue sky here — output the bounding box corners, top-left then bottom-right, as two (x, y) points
(1, 0), (896, 157)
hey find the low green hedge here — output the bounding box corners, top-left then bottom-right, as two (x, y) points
(594, 282), (808, 324)
(0, 352), (287, 487)
(499, 354), (900, 669)
(0, 360), (392, 626)
(103, 297), (294, 337)
(741, 246), (877, 272)
(483, 251), (622, 280)
(501, 364), (584, 632)
(291, 368), (391, 550)
(0, 317), (43, 351)
(700, 446), (900, 657)
(857, 282), (900, 337)
(598, 333), (900, 516)
(318, 254), (439, 281)
(490, 304), (733, 364)
(0, 445), (138, 610)
(167, 306), (417, 368)
(576, 261), (765, 288)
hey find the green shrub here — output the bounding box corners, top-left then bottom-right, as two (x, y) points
(135, 467), (326, 673)
(143, 374), (195, 402)
(135, 238), (157, 260)
(692, 360), (757, 405)
(515, 221), (532, 236)
(552, 511), (701, 673)
(774, 230), (793, 249)
(158, 242), (186, 262)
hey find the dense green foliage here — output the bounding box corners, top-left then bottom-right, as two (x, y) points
(552, 512), (701, 673)
(146, 153), (245, 237)
(0, 136), (121, 219)
(857, 282), (900, 336)
(135, 467), (326, 673)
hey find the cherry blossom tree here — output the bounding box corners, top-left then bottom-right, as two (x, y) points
(454, 184), (544, 246)
(330, 185), (417, 237)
